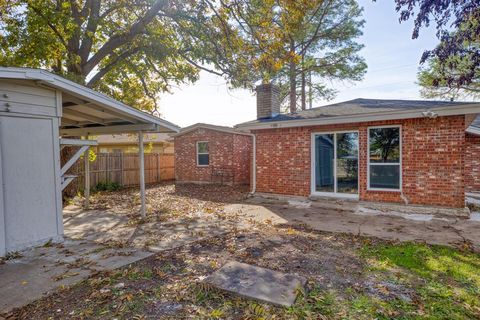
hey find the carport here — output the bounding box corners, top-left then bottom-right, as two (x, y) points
(0, 67), (179, 256)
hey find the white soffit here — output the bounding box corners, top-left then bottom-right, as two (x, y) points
(0, 67), (180, 135)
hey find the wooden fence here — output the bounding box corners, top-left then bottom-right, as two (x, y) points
(72, 153), (174, 191)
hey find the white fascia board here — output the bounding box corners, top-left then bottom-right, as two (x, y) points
(174, 123), (252, 137)
(60, 124), (160, 136)
(0, 67), (180, 133)
(236, 104), (480, 130)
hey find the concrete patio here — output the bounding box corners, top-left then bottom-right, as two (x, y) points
(2, 186), (480, 314)
(0, 204), (236, 314)
(225, 195), (480, 251)
(0, 238), (152, 313)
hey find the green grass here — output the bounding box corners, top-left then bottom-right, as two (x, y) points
(359, 242), (480, 319)
(289, 243), (480, 319)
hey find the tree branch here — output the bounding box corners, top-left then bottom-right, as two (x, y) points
(86, 47), (144, 87)
(82, 0), (167, 75)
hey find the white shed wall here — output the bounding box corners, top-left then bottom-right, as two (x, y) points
(0, 81), (63, 255)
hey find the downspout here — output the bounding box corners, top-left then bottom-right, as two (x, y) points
(242, 132), (256, 195)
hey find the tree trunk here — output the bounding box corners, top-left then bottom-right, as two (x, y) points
(301, 70), (306, 111)
(308, 70), (313, 109)
(289, 40), (296, 114)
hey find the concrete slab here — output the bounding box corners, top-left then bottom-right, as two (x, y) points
(205, 261), (306, 307)
(230, 196), (480, 250)
(0, 239), (153, 313)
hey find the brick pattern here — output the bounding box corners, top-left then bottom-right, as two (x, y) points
(256, 84), (280, 119)
(174, 128), (252, 185)
(254, 115), (466, 207)
(465, 133), (480, 193)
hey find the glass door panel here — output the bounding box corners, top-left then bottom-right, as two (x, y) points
(315, 134), (334, 192)
(314, 132), (358, 196)
(336, 132), (359, 194)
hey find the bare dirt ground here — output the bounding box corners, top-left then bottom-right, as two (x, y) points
(3, 183), (480, 319)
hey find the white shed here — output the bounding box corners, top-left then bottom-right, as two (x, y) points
(0, 67), (180, 256)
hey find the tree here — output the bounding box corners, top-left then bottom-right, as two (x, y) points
(391, 0), (479, 100)
(278, 0), (366, 112)
(206, 0), (366, 113)
(418, 10), (479, 100)
(0, 0), (249, 113)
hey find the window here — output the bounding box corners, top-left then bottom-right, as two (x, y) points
(196, 141), (209, 166)
(368, 126), (401, 190)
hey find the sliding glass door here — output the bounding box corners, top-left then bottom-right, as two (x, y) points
(313, 131), (359, 197)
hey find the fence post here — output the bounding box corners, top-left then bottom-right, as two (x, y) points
(105, 153), (110, 183)
(156, 153), (160, 182)
(120, 152), (124, 186)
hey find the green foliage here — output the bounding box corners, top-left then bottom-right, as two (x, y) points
(209, 0), (366, 111)
(92, 181), (121, 193)
(392, 0), (479, 100)
(418, 14), (480, 100)
(0, 1), (212, 112)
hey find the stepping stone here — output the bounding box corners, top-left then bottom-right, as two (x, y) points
(205, 261), (306, 307)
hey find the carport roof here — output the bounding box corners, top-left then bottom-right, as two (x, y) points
(0, 67), (180, 135)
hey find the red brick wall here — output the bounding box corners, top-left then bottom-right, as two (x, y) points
(254, 115), (466, 207)
(174, 128), (252, 185)
(465, 133), (480, 193)
(233, 134), (252, 184)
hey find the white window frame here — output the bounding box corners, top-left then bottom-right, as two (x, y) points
(367, 125), (402, 192)
(310, 130), (359, 199)
(196, 141), (209, 167)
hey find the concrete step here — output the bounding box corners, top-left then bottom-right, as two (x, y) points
(466, 192), (480, 201)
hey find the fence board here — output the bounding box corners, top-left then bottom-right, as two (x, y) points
(73, 153), (174, 191)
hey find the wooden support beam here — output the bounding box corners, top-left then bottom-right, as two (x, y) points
(60, 123), (157, 136)
(63, 108), (106, 124)
(61, 145), (89, 175)
(84, 135), (90, 210)
(60, 138), (98, 146)
(138, 131), (146, 219)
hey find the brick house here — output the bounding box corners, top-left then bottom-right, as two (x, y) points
(234, 84), (480, 210)
(174, 84), (480, 212)
(174, 123), (252, 185)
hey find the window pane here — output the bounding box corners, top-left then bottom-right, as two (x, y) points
(369, 127), (400, 163)
(369, 165), (400, 189)
(337, 132), (358, 194)
(197, 142), (209, 153)
(315, 134), (334, 192)
(198, 154), (209, 165)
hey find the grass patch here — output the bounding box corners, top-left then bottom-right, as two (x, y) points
(361, 242), (480, 319)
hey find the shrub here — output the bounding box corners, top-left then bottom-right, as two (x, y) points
(92, 181), (122, 192)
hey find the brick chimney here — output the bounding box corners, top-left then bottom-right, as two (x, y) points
(255, 83), (280, 119)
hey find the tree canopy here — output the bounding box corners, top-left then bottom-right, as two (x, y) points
(0, 0), (230, 112)
(391, 0), (479, 100)
(0, 0), (366, 113)
(210, 0), (366, 112)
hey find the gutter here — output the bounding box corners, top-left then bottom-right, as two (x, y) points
(239, 132), (256, 195)
(235, 105), (480, 131)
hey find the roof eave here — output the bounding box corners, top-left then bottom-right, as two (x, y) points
(173, 123), (253, 137)
(236, 104), (480, 130)
(0, 67), (180, 133)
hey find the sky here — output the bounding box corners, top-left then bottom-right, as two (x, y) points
(160, 0), (441, 128)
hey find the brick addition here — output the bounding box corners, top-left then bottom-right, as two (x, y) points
(465, 133), (480, 193)
(174, 127), (252, 185)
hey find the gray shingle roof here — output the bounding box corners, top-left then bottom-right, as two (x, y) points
(471, 115), (480, 129)
(237, 98), (477, 127)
